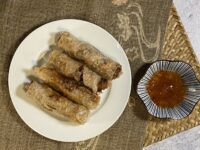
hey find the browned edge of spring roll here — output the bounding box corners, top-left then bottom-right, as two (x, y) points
(33, 66), (100, 109)
(24, 81), (89, 124)
(56, 32), (122, 80)
(48, 49), (111, 93)
(48, 49), (82, 81)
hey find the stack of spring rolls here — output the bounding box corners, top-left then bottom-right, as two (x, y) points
(24, 32), (122, 124)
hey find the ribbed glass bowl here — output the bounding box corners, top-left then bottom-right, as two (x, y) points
(137, 60), (200, 119)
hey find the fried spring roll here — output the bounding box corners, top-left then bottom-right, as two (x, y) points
(56, 32), (122, 80)
(48, 49), (111, 92)
(24, 81), (89, 124)
(33, 66), (100, 109)
(82, 66), (111, 93)
(48, 49), (82, 81)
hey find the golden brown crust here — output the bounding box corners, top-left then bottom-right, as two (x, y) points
(33, 66), (100, 109)
(48, 49), (82, 81)
(98, 79), (112, 91)
(48, 49), (111, 92)
(82, 66), (101, 93)
(24, 81), (89, 124)
(56, 32), (122, 80)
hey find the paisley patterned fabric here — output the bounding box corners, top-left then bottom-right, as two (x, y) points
(0, 0), (172, 149)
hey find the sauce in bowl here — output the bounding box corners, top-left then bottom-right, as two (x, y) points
(147, 71), (186, 108)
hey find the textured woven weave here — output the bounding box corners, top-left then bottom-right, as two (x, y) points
(144, 5), (200, 147)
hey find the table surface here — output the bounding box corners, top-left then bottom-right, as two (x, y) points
(144, 0), (200, 149)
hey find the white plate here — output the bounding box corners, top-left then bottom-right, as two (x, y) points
(8, 19), (132, 142)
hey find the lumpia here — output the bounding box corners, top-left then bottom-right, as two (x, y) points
(82, 66), (111, 93)
(33, 66), (100, 109)
(24, 81), (89, 124)
(48, 49), (111, 92)
(56, 32), (122, 80)
(48, 49), (82, 81)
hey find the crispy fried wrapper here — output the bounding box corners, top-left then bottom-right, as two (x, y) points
(33, 66), (100, 109)
(48, 49), (82, 81)
(48, 49), (111, 92)
(56, 32), (122, 80)
(24, 81), (89, 124)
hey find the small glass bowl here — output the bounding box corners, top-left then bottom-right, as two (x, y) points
(137, 60), (200, 119)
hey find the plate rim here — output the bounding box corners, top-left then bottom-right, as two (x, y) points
(8, 19), (132, 142)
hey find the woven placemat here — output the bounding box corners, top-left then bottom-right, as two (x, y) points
(144, 5), (200, 147)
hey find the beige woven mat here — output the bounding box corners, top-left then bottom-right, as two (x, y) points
(144, 5), (200, 147)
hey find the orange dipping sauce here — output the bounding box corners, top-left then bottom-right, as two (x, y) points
(147, 71), (186, 108)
